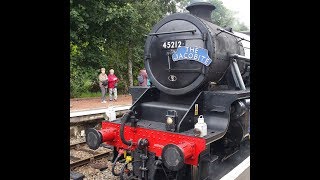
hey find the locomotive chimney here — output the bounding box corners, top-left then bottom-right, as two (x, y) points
(186, 0), (216, 22)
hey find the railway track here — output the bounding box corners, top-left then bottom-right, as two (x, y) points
(70, 151), (111, 169)
(70, 105), (130, 140)
(70, 141), (113, 170)
(70, 141), (86, 149)
(70, 106), (130, 179)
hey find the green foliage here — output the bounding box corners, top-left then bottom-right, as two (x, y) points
(233, 21), (249, 31)
(211, 0), (236, 27)
(177, 0), (249, 31)
(70, 0), (249, 97)
(70, 0), (185, 97)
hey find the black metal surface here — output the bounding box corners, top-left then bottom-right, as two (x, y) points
(140, 153), (149, 179)
(209, 140), (250, 180)
(230, 59), (246, 90)
(198, 91), (249, 143)
(144, 13), (214, 95)
(229, 54), (250, 63)
(165, 110), (178, 132)
(111, 88), (250, 179)
(140, 102), (189, 123)
(182, 128), (223, 143)
(166, 68), (202, 73)
(137, 138), (149, 150)
(120, 111), (134, 146)
(130, 87), (161, 120)
(129, 88), (249, 133)
(158, 90), (199, 104)
(186, 1), (216, 22)
(85, 128), (102, 150)
(177, 90), (248, 133)
(137, 120), (167, 131)
(177, 91), (203, 132)
(216, 28), (250, 42)
(162, 144), (185, 171)
(231, 100), (247, 119)
(109, 3), (250, 179)
(130, 87), (196, 125)
(197, 147), (219, 180)
(149, 29), (196, 36)
(144, 12), (245, 95)
(129, 86), (149, 104)
(130, 88), (249, 135)
(245, 99), (250, 107)
(132, 150), (156, 179)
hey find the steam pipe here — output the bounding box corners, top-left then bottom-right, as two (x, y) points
(120, 110), (134, 146)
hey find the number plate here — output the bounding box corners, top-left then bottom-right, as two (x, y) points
(161, 40), (186, 49)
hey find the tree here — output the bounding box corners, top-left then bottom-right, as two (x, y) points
(176, 0), (249, 31)
(70, 0), (248, 98)
(233, 21), (249, 31)
(70, 0), (185, 97)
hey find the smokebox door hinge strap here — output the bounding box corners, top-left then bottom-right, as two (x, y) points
(148, 29), (196, 36)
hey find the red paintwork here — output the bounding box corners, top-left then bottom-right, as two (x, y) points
(176, 142), (194, 160)
(100, 127), (117, 142)
(100, 121), (206, 166)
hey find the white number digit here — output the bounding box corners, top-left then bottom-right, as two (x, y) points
(163, 42), (167, 48)
(163, 41), (183, 48)
(166, 42), (170, 48)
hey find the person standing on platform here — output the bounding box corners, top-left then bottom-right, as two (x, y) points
(108, 69), (118, 101)
(138, 68), (148, 87)
(98, 68), (108, 103)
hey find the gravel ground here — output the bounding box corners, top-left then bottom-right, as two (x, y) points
(70, 95), (132, 111)
(70, 143), (119, 180)
(70, 149), (93, 160)
(73, 158), (124, 180)
(70, 137), (86, 145)
(70, 145), (111, 162)
(71, 146), (134, 180)
(82, 145), (109, 154)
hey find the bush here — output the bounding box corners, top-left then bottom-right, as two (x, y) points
(70, 66), (130, 98)
(70, 65), (99, 98)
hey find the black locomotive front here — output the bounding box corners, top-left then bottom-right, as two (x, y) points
(86, 1), (250, 180)
(144, 2), (247, 95)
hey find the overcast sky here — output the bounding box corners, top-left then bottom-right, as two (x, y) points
(220, 0), (250, 28)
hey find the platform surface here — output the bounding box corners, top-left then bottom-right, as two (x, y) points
(212, 141), (250, 180)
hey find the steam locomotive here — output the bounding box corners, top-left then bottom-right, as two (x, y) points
(86, 0), (250, 179)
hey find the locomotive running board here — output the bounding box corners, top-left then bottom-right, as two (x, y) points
(177, 90), (250, 144)
(128, 86), (249, 145)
